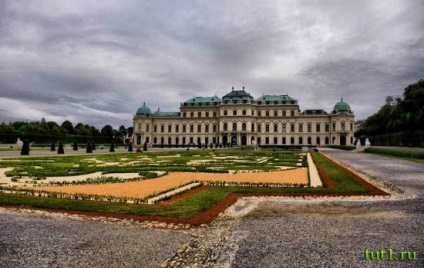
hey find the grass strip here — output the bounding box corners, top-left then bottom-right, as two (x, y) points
(364, 148), (424, 162)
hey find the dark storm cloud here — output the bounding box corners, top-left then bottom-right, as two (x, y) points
(0, 0), (423, 128)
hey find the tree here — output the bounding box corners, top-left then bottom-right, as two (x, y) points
(57, 142), (64, 154)
(20, 139), (30, 155)
(101, 125), (114, 137)
(61, 120), (74, 134)
(86, 143), (92, 153)
(109, 142), (115, 152)
(128, 142), (133, 152)
(73, 141), (78, 151)
(50, 142), (56, 151)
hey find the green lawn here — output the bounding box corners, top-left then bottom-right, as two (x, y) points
(363, 148), (424, 163)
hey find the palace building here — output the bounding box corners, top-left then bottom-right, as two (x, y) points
(133, 87), (355, 147)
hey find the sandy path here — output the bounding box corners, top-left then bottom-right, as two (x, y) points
(35, 169), (308, 199)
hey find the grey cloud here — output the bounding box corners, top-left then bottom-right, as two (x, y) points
(0, 0), (423, 127)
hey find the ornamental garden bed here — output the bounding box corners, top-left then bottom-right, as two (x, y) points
(0, 149), (389, 225)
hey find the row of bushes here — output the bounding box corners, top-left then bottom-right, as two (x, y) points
(327, 145), (356, 151)
(364, 148), (424, 160)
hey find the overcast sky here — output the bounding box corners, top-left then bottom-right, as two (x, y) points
(1, 0), (423, 129)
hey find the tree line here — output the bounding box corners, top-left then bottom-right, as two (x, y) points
(355, 79), (424, 146)
(0, 118), (133, 144)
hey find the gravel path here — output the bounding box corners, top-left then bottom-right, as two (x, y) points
(0, 211), (190, 268)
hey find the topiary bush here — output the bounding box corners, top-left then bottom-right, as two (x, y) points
(86, 143), (92, 153)
(128, 142), (133, 152)
(109, 142), (115, 152)
(143, 142), (148, 151)
(50, 142), (55, 152)
(73, 141), (78, 151)
(57, 142), (64, 154)
(20, 139), (30, 155)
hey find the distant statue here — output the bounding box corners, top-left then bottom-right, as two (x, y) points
(16, 138), (23, 148)
(356, 140), (361, 147)
(365, 138), (371, 148)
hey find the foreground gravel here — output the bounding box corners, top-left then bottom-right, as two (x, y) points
(0, 212), (190, 268)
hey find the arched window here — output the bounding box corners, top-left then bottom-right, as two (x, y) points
(307, 137), (312, 144)
(316, 137), (320, 145)
(325, 137), (329, 145)
(299, 137), (303, 144)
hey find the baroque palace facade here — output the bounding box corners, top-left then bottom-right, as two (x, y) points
(133, 87), (355, 147)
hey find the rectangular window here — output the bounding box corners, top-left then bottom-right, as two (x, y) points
(299, 123), (303, 133)
(341, 122), (345, 131)
(198, 112), (201, 117)
(290, 137), (294, 144)
(189, 137), (193, 144)
(224, 110), (228, 116)
(197, 124), (201, 133)
(282, 137), (286, 144)
(265, 124), (270, 133)
(325, 123), (330, 132)
(146, 124), (150, 132)
(290, 123), (295, 133)
(283, 111), (286, 117)
(168, 125), (172, 133)
(332, 123), (336, 131)
(258, 111), (262, 117)
(274, 124), (278, 132)
(175, 125), (179, 133)
(274, 110), (278, 116)
(182, 125), (186, 133)
(213, 112), (217, 117)
(273, 137), (278, 144)
(233, 110), (237, 116)
(251, 110), (254, 116)
(161, 125), (164, 133)
(291, 110), (295, 116)
(282, 123), (286, 132)
(213, 124), (217, 132)
(350, 122), (353, 131)
(190, 125), (194, 133)
(316, 123), (321, 133)
(205, 124), (209, 133)
(307, 123), (312, 133)
(257, 124), (262, 133)
(154, 125), (157, 133)
(206, 112), (209, 117)
(183, 112), (186, 118)
(266, 111), (270, 117)
(265, 137), (269, 145)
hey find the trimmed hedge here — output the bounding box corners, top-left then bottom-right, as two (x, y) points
(327, 145), (356, 151)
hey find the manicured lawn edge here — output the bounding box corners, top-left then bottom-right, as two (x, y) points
(318, 152), (389, 196)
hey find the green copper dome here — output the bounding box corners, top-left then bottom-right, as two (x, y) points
(136, 103), (152, 116)
(333, 98), (352, 113)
